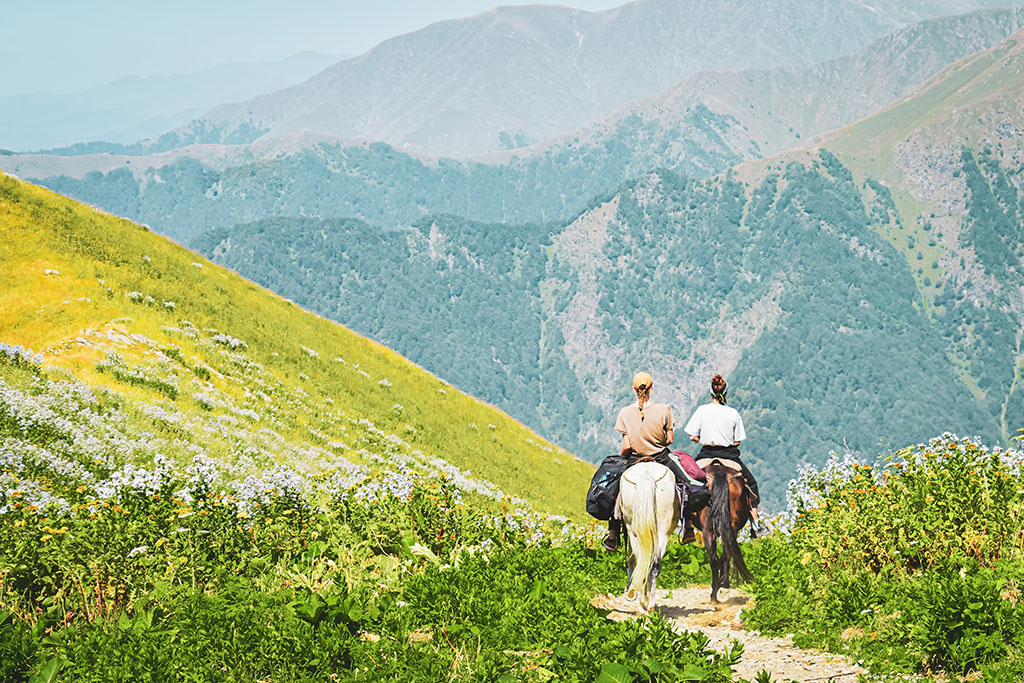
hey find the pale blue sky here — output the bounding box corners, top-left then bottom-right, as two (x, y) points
(4, 0), (628, 95)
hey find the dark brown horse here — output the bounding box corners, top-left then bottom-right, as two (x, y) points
(696, 460), (753, 603)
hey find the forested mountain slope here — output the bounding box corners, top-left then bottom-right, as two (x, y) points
(7, 110), (748, 243)
(196, 29), (1024, 511)
(0, 172), (592, 520)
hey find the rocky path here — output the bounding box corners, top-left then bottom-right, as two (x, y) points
(592, 586), (866, 682)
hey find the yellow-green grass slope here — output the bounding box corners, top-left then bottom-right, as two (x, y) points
(0, 171), (594, 519)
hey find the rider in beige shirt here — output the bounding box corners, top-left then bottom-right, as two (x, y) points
(603, 371), (691, 551)
(614, 400), (673, 455)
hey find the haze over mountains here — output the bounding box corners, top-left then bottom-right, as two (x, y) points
(106, 0), (1024, 157)
(4, 0), (1024, 511)
(0, 52), (341, 153)
(561, 7), (1024, 163)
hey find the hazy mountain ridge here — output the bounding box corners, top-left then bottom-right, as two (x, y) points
(13, 106), (747, 243)
(141, 0), (1024, 157)
(522, 7), (1024, 170)
(10, 7), (1024, 245)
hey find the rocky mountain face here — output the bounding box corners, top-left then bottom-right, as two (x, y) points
(136, 0), (1024, 157)
(192, 29), (1024, 511)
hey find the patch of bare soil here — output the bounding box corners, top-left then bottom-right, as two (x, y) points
(592, 585), (865, 681)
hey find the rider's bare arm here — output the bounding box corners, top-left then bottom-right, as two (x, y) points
(667, 429), (673, 444)
(620, 434), (631, 455)
(690, 435), (700, 443)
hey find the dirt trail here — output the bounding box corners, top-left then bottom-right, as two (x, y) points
(592, 586), (865, 681)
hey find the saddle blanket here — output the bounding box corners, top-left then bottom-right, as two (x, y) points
(696, 457), (742, 473)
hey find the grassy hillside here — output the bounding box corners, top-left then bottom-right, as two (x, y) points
(0, 173), (747, 682)
(0, 171), (593, 520)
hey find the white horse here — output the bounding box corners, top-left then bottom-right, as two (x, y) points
(619, 461), (679, 612)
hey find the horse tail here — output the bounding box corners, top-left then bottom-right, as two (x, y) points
(710, 471), (753, 583)
(626, 472), (658, 600)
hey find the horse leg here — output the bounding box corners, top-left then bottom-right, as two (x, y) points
(624, 529), (636, 594)
(649, 532), (667, 601)
(722, 550), (731, 592)
(648, 494), (675, 604)
(704, 527), (721, 603)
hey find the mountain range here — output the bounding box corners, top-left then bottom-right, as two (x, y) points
(65, 0), (1024, 158)
(192, 27), (1024, 510)
(7, 8), (1024, 247)
(3, 1), (1023, 512)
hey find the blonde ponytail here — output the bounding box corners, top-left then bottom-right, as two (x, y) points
(636, 383), (651, 421)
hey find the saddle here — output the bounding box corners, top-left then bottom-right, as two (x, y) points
(696, 457), (742, 474)
(699, 458), (756, 505)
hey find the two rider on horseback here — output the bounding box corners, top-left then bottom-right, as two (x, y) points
(601, 371), (763, 552)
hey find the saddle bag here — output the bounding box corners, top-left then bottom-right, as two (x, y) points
(586, 453), (630, 520)
(684, 482), (710, 516)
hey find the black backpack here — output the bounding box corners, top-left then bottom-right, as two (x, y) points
(585, 453), (631, 520)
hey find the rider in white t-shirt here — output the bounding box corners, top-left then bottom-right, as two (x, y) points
(684, 374), (764, 535)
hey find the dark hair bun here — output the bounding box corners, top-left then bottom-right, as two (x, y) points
(711, 374), (727, 393)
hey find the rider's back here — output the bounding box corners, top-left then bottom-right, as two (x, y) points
(614, 402), (673, 455)
(684, 402), (745, 447)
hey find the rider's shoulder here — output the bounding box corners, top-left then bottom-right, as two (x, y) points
(703, 402), (739, 416)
